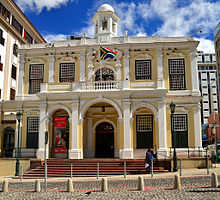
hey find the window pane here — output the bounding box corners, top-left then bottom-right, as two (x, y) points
(29, 64), (43, 94)
(28, 118), (39, 132)
(10, 88), (15, 100)
(137, 115), (152, 132)
(173, 115), (187, 131)
(169, 59), (185, 90)
(60, 63), (75, 82)
(135, 60), (151, 80)
(27, 117), (39, 148)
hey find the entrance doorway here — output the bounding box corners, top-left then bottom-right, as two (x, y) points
(3, 127), (15, 158)
(95, 122), (114, 158)
(51, 110), (69, 158)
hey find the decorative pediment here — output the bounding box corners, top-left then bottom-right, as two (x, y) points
(131, 52), (152, 59)
(175, 106), (189, 114)
(57, 56), (76, 62)
(27, 57), (45, 64)
(167, 51), (186, 58)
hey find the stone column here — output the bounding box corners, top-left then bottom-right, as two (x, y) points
(157, 48), (165, 88)
(37, 101), (47, 159)
(116, 61), (121, 81)
(80, 50), (86, 82)
(48, 55), (55, 83)
(190, 48), (199, 92)
(69, 100), (82, 159)
(193, 105), (202, 147)
(16, 54), (25, 100)
(120, 99), (133, 159)
(157, 101), (168, 157)
(123, 49), (130, 89)
(87, 115), (94, 157)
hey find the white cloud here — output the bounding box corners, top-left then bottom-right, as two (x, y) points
(196, 37), (215, 53)
(43, 33), (67, 42)
(137, 0), (220, 38)
(15, 0), (74, 14)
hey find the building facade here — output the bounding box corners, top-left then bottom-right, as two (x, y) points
(214, 21), (220, 112)
(197, 52), (218, 124)
(0, 4), (202, 159)
(0, 0), (46, 101)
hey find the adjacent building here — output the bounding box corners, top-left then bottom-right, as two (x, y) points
(197, 52), (218, 125)
(0, 4), (202, 160)
(214, 21), (220, 112)
(0, 0), (46, 101)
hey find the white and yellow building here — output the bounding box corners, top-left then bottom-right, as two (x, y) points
(0, 4), (202, 159)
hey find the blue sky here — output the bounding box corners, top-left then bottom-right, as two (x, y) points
(15, 0), (220, 53)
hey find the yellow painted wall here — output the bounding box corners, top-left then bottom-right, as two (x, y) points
(163, 50), (192, 90)
(0, 159), (30, 176)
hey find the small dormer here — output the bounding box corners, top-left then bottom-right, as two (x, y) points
(91, 4), (120, 43)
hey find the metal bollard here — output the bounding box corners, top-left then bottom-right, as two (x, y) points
(180, 159), (182, 176)
(44, 161), (47, 191)
(70, 164), (73, 179)
(170, 147), (172, 158)
(97, 162), (99, 179)
(20, 165), (23, 181)
(151, 159), (154, 178)
(188, 147), (190, 158)
(207, 154), (210, 175)
(124, 161), (126, 179)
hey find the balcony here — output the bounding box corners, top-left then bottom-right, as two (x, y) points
(80, 81), (122, 90)
(41, 80), (123, 93)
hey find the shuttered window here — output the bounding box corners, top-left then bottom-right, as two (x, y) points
(169, 59), (186, 90)
(60, 63), (75, 82)
(29, 64), (44, 94)
(27, 117), (39, 148)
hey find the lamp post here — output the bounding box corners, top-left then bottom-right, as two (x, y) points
(169, 101), (178, 172)
(15, 111), (22, 176)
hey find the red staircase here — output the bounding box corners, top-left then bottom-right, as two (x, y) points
(23, 159), (171, 179)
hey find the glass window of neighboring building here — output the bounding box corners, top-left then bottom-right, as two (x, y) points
(11, 64), (17, 80)
(10, 88), (15, 100)
(12, 16), (23, 36)
(13, 44), (18, 56)
(24, 30), (33, 44)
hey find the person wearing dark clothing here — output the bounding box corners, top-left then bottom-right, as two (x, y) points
(145, 148), (153, 173)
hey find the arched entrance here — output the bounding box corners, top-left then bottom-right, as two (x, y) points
(95, 122), (114, 158)
(51, 109), (69, 158)
(3, 127), (15, 158)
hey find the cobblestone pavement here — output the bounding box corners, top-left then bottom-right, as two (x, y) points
(0, 187), (220, 200)
(0, 175), (219, 199)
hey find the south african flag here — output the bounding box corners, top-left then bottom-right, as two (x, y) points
(100, 46), (117, 60)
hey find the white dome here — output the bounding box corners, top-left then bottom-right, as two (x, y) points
(98, 4), (114, 12)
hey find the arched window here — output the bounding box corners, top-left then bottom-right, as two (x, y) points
(95, 68), (114, 81)
(102, 18), (107, 30)
(13, 43), (18, 56)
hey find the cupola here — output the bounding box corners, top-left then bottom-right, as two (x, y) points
(91, 4), (120, 43)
